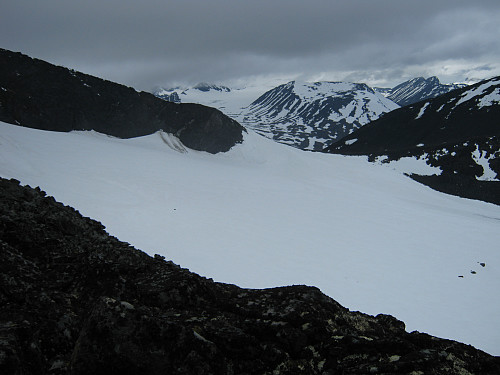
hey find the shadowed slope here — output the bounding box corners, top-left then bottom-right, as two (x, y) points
(0, 48), (245, 153)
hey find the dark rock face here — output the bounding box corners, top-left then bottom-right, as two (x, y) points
(1, 177), (499, 374)
(326, 76), (500, 205)
(0, 48), (245, 154)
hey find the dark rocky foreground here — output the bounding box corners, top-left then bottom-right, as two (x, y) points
(0, 48), (245, 153)
(1, 178), (499, 374)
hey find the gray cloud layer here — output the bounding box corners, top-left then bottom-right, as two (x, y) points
(2, 0), (499, 90)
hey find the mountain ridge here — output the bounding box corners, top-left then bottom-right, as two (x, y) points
(0, 48), (245, 154)
(376, 76), (467, 107)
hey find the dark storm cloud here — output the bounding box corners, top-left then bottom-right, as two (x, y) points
(1, 0), (499, 90)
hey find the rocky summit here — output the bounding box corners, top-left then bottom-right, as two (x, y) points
(1, 177), (499, 374)
(0, 48), (245, 154)
(376, 77), (467, 107)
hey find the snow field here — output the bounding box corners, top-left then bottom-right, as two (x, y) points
(1, 121), (499, 355)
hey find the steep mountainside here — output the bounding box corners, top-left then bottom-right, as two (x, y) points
(376, 76), (467, 107)
(238, 81), (399, 151)
(326, 76), (500, 204)
(0, 48), (245, 153)
(2, 177), (499, 374)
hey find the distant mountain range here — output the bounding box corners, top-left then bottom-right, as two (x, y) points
(375, 76), (467, 107)
(155, 76), (470, 151)
(326, 76), (500, 204)
(156, 81), (399, 151)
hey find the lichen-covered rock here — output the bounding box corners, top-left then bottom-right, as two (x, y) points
(1, 177), (499, 374)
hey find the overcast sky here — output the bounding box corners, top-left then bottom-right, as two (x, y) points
(2, 0), (500, 91)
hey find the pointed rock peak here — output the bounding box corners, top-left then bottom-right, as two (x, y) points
(426, 76), (440, 84)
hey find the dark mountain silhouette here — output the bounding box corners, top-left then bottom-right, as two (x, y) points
(0, 48), (245, 154)
(326, 76), (500, 204)
(2, 177), (499, 374)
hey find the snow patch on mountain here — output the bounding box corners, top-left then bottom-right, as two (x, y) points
(344, 138), (357, 145)
(472, 145), (498, 181)
(292, 80), (357, 99)
(455, 77), (500, 108)
(158, 131), (187, 153)
(376, 154), (442, 176)
(415, 102), (430, 120)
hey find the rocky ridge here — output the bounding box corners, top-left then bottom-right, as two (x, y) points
(0, 48), (245, 154)
(376, 76), (467, 107)
(1, 177), (499, 374)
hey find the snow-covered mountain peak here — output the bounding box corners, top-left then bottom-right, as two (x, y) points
(290, 80), (374, 101)
(239, 80), (399, 150)
(380, 76), (468, 107)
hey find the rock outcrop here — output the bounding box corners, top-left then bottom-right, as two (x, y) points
(0, 48), (245, 154)
(1, 177), (499, 374)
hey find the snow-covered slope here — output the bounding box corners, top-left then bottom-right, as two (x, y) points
(377, 76), (467, 107)
(1, 121), (499, 355)
(238, 81), (399, 150)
